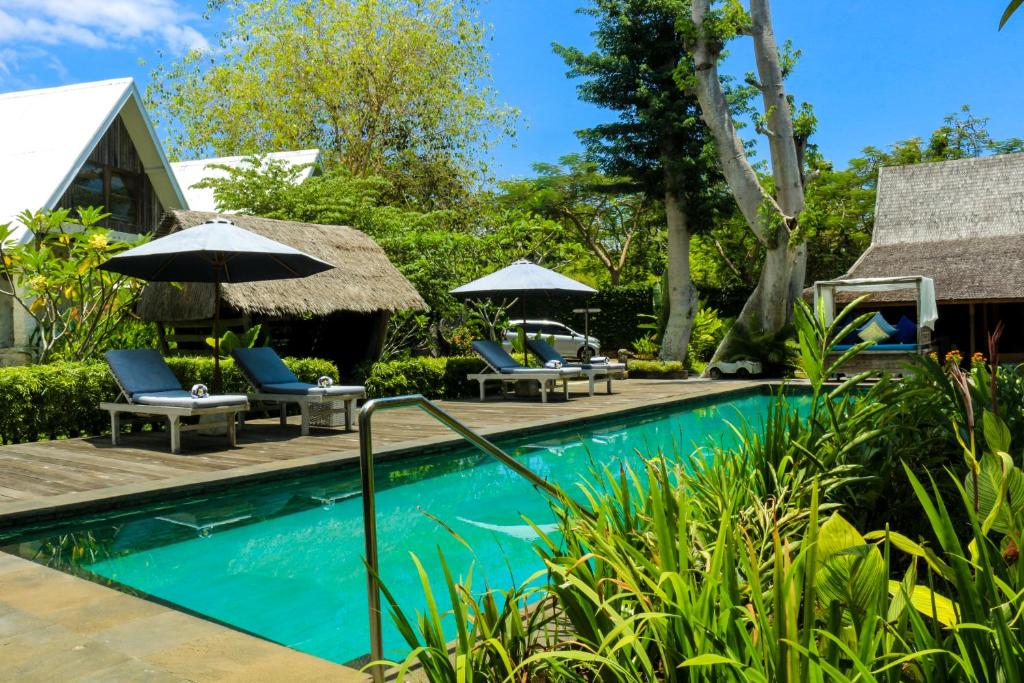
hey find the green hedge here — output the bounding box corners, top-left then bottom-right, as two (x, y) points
(354, 356), (486, 399)
(628, 359), (684, 374)
(0, 356), (337, 445)
(544, 284), (653, 352)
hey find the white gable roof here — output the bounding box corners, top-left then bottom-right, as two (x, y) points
(170, 149), (322, 213)
(0, 78), (186, 243)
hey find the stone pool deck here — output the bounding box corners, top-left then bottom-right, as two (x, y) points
(0, 378), (755, 681)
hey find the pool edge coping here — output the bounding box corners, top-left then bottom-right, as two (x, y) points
(0, 380), (779, 529)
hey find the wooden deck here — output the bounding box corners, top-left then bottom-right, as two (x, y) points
(0, 378), (753, 523)
(0, 378), (756, 681)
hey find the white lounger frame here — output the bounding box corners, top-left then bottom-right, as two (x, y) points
(466, 370), (574, 403)
(576, 365), (627, 396)
(100, 400), (246, 454)
(242, 390), (365, 435)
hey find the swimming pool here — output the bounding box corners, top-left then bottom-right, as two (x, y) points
(0, 388), (793, 665)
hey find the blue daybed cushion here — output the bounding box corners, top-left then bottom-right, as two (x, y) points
(105, 349), (183, 398)
(892, 315), (917, 344)
(857, 312), (897, 343)
(233, 347), (299, 387)
(833, 343), (919, 352)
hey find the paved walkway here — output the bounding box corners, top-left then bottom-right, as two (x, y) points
(0, 378), (754, 681)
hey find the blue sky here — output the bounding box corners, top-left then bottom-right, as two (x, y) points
(0, 0), (1021, 179)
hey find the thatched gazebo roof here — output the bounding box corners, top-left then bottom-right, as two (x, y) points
(821, 152), (1024, 304)
(137, 210), (427, 321)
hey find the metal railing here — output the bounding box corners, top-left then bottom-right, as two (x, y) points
(358, 394), (568, 682)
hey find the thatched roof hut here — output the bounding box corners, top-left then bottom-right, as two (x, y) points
(138, 210), (426, 321)
(827, 151), (1024, 358)
(835, 151), (1024, 304)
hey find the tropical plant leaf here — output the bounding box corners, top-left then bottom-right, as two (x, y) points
(983, 410), (1012, 454)
(815, 513), (886, 617)
(903, 584), (960, 627)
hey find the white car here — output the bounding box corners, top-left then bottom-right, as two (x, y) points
(707, 359), (762, 379)
(502, 320), (600, 361)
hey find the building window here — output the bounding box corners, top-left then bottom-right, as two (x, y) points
(68, 162), (142, 227)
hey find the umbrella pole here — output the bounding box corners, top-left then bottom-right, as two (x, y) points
(521, 299), (528, 365)
(213, 278), (222, 394)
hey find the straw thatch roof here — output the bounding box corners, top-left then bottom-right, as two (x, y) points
(137, 211), (427, 321)
(828, 152), (1024, 303)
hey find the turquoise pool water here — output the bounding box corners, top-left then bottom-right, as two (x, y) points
(0, 389), (794, 664)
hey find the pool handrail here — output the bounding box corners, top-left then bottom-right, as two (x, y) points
(358, 393), (578, 682)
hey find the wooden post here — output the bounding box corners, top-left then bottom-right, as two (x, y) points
(969, 303), (977, 357)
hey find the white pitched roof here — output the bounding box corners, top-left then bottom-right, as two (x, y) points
(170, 149), (322, 213)
(0, 78), (186, 243)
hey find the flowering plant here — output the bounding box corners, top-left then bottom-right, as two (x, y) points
(0, 207), (149, 362)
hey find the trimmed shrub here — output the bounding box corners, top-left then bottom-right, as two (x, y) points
(355, 356), (486, 400)
(627, 359), (686, 379)
(0, 355), (338, 445)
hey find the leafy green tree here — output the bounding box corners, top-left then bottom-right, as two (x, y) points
(694, 106), (1024, 306)
(0, 208), (148, 363)
(148, 0), (516, 207)
(555, 0), (727, 362)
(200, 163), (583, 355)
(687, 0), (816, 366)
(498, 155), (664, 287)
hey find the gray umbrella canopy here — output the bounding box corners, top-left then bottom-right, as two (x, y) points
(452, 260), (596, 363)
(450, 260), (596, 300)
(100, 219), (334, 392)
(99, 219), (334, 282)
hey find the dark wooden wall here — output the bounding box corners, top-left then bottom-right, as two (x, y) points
(55, 115), (163, 235)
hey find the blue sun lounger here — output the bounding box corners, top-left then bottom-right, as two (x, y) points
(526, 338), (626, 396)
(232, 347), (365, 434)
(101, 349), (249, 454)
(467, 340), (581, 402)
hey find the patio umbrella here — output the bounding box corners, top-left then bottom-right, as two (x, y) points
(100, 219), (334, 391)
(451, 259), (596, 363)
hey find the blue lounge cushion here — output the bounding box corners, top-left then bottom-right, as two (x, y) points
(233, 347), (299, 388)
(132, 390), (248, 408)
(105, 349), (183, 397)
(892, 315), (918, 344)
(857, 312), (897, 343)
(472, 340), (522, 370)
(261, 382), (364, 396)
(526, 338), (563, 364)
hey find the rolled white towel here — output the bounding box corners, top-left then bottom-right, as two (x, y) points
(191, 383), (209, 399)
(544, 360), (562, 369)
(317, 375), (334, 388)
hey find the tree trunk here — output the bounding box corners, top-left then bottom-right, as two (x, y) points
(689, 0), (806, 371)
(659, 192), (697, 365)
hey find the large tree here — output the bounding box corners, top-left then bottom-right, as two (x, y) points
(686, 0), (814, 365)
(556, 0), (727, 362)
(148, 0), (516, 208)
(498, 155), (662, 287)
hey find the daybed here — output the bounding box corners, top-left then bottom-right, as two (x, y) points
(813, 276), (938, 378)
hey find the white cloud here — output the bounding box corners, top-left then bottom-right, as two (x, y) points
(0, 0), (209, 54)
